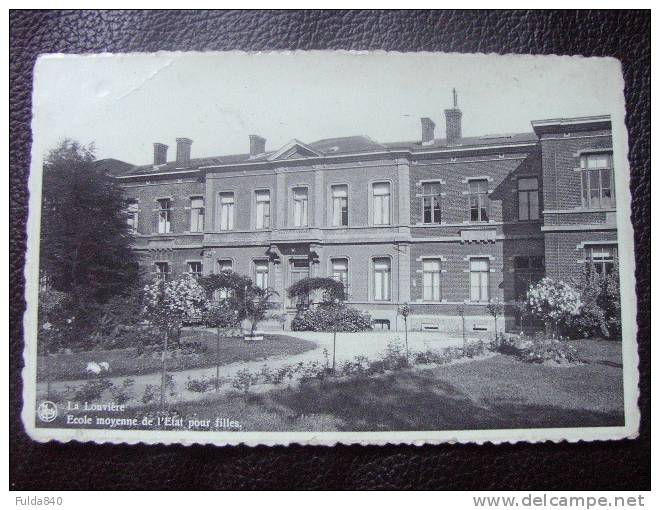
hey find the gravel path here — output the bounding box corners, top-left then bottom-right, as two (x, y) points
(37, 331), (465, 405)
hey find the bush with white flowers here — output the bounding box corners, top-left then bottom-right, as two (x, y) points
(524, 277), (581, 338)
(142, 274), (208, 333)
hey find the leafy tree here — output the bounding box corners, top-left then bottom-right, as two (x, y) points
(200, 271), (279, 337)
(287, 277), (346, 309)
(40, 139), (139, 302)
(486, 299), (505, 347)
(142, 274), (208, 408)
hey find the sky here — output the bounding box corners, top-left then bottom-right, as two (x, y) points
(32, 51), (624, 166)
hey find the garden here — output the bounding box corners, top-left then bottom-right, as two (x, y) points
(36, 139), (624, 431)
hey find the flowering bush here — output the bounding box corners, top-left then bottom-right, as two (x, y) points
(498, 333), (580, 364)
(291, 303), (372, 332)
(142, 274), (208, 332)
(566, 267), (621, 340)
(524, 278), (581, 337)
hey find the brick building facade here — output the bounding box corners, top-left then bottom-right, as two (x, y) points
(100, 99), (615, 333)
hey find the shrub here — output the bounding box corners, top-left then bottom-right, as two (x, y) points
(499, 333), (579, 364)
(73, 377), (114, 401)
(566, 267), (621, 340)
(141, 384), (159, 405)
(185, 375), (228, 393)
(110, 378), (135, 404)
(231, 368), (260, 392)
(524, 278), (581, 338)
(291, 303), (372, 332)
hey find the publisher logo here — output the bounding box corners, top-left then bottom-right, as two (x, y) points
(37, 401), (58, 423)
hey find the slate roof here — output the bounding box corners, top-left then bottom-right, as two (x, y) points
(106, 131), (539, 178)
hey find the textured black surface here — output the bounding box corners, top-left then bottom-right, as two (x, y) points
(9, 10), (650, 490)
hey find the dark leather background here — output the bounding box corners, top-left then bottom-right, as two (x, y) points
(9, 10), (650, 490)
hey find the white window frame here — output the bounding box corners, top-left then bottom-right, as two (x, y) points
(372, 181), (391, 226)
(331, 184), (349, 227)
(215, 259), (234, 299)
(580, 153), (615, 209)
(422, 258), (442, 301)
(157, 198), (172, 234)
(126, 199), (139, 234)
(189, 196), (204, 232)
(469, 257), (490, 303)
(292, 186), (309, 228)
(468, 179), (489, 223)
(219, 192), (235, 231)
(372, 257), (392, 301)
(255, 189), (271, 230)
(254, 259), (270, 290)
(330, 257), (350, 296)
(187, 261), (203, 278)
(154, 261), (170, 280)
(421, 181), (442, 224)
(585, 244), (617, 275)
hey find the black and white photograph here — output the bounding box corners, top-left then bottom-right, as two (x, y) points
(21, 50), (639, 446)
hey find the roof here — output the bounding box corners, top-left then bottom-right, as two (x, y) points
(531, 115), (611, 135)
(107, 131), (541, 178)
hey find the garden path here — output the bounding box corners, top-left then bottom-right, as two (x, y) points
(37, 331), (465, 405)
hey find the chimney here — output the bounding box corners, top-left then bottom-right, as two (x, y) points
(249, 135), (266, 157)
(421, 117), (436, 145)
(153, 143), (168, 165)
(444, 88), (462, 146)
(175, 138), (193, 168)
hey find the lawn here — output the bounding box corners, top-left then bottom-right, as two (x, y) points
(37, 332), (316, 382)
(142, 339), (625, 432)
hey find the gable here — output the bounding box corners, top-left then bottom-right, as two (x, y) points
(268, 139), (323, 161)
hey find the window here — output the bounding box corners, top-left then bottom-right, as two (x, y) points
(331, 258), (349, 294)
(292, 187), (308, 227)
(372, 182), (391, 225)
(581, 153), (614, 209)
(288, 259), (310, 307)
(469, 258), (489, 302)
(215, 259), (233, 299)
(373, 257), (391, 301)
(586, 245), (617, 275)
(331, 185), (349, 226)
(155, 262), (170, 280)
(190, 197), (204, 232)
(422, 259), (442, 301)
(255, 190), (271, 229)
(422, 182), (442, 224)
(254, 260), (269, 289)
(219, 192), (235, 230)
(518, 177), (539, 221)
(468, 179), (489, 222)
(187, 261), (202, 278)
(157, 199), (171, 233)
(126, 200), (139, 233)
(513, 256), (544, 299)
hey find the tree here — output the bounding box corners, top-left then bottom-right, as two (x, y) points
(200, 271), (247, 390)
(201, 271), (279, 338)
(397, 303), (411, 363)
(40, 139), (140, 303)
(486, 299), (505, 347)
(287, 277), (350, 371)
(287, 277), (346, 309)
(142, 274), (208, 408)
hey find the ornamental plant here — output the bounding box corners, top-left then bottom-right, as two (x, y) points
(142, 273), (208, 339)
(524, 277), (581, 338)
